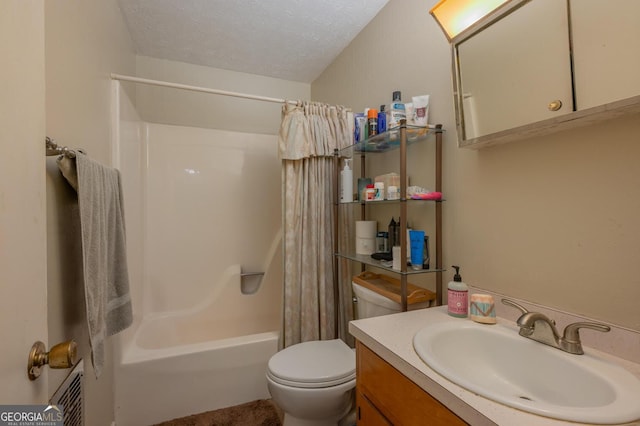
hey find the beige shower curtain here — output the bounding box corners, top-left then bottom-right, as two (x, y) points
(279, 101), (354, 347)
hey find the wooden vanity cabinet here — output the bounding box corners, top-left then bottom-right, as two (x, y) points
(356, 341), (467, 425)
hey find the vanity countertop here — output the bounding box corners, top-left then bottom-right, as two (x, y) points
(349, 306), (640, 426)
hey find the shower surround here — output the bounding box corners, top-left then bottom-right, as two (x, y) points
(112, 82), (283, 425)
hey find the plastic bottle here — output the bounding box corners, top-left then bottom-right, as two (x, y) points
(388, 91), (406, 132)
(340, 159), (353, 203)
(377, 105), (387, 134)
(373, 182), (385, 200)
(365, 184), (376, 201)
(447, 265), (469, 318)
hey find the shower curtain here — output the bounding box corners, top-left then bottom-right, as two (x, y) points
(279, 101), (354, 347)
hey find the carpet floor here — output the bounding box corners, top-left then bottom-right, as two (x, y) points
(154, 399), (284, 426)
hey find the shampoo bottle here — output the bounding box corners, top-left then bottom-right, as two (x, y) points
(447, 265), (468, 318)
(340, 159), (353, 203)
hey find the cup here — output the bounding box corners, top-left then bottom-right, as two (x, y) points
(470, 294), (497, 324)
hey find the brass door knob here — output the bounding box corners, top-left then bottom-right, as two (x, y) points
(28, 340), (78, 380)
(548, 100), (563, 111)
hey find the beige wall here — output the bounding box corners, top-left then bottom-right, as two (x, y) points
(135, 56), (311, 135)
(313, 0), (640, 331)
(44, 0), (136, 424)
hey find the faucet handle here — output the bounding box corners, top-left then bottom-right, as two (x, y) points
(563, 322), (611, 342)
(561, 322), (611, 355)
(501, 298), (529, 315)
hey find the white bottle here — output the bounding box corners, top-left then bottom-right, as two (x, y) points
(340, 158), (353, 203)
(447, 265), (468, 318)
(388, 91), (406, 131)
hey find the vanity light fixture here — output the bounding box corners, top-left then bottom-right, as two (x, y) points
(430, 0), (511, 41)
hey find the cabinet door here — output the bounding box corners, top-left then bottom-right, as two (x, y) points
(456, 0), (573, 139)
(571, 0), (640, 109)
(357, 342), (467, 426)
(357, 391), (392, 426)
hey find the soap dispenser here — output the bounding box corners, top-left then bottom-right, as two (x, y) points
(340, 158), (353, 203)
(447, 265), (469, 318)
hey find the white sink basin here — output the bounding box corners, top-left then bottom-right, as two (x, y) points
(413, 320), (640, 424)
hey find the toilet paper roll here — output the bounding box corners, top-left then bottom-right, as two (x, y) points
(355, 221), (377, 255)
(356, 237), (376, 255)
(355, 221), (377, 239)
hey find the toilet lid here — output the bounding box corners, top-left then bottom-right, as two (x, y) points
(267, 339), (356, 388)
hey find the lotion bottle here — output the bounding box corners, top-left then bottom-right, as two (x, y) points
(340, 158), (353, 203)
(447, 265), (468, 318)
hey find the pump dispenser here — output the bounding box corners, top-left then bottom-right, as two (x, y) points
(340, 158), (353, 203)
(447, 265), (469, 318)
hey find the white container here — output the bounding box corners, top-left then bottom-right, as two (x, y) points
(373, 182), (385, 201)
(387, 185), (399, 200)
(392, 246), (402, 270)
(340, 159), (353, 203)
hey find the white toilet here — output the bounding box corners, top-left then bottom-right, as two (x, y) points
(266, 339), (356, 426)
(267, 275), (434, 425)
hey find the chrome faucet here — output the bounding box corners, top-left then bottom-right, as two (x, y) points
(501, 299), (611, 355)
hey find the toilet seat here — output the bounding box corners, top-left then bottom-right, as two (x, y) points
(267, 339), (356, 389)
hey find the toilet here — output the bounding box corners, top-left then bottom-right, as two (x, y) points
(267, 273), (435, 425)
(266, 339), (356, 426)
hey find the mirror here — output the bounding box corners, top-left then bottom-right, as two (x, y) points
(453, 0), (640, 147)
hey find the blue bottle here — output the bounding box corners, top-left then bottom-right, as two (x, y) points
(377, 105), (387, 134)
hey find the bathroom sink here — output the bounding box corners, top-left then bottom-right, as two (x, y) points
(413, 320), (640, 424)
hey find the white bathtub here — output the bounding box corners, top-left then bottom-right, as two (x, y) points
(115, 324), (279, 426)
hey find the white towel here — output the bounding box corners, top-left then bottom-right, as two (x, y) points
(58, 152), (133, 378)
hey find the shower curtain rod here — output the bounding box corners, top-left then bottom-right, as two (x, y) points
(110, 73), (299, 105)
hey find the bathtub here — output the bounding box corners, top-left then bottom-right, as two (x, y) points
(115, 323), (279, 426)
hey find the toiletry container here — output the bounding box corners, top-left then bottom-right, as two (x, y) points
(387, 217), (399, 249)
(377, 105), (387, 134)
(357, 177), (372, 202)
(367, 108), (378, 136)
(447, 265), (468, 318)
(373, 182), (385, 201)
(388, 91), (406, 130)
(340, 158), (353, 203)
(470, 294), (497, 324)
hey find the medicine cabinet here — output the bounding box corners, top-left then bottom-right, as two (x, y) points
(453, 0), (640, 149)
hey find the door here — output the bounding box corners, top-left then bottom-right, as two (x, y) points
(571, 0), (640, 109)
(0, 0), (49, 403)
(456, 0), (573, 139)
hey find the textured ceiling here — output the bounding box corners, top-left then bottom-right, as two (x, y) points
(118, 0), (389, 83)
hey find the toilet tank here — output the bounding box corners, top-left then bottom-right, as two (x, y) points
(352, 272), (436, 319)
